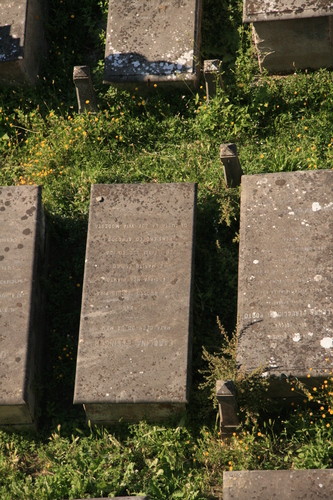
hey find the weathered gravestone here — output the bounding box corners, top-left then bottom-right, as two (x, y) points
(74, 183), (196, 424)
(243, 0), (333, 73)
(0, 186), (45, 426)
(103, 0), (202, 88)
(0, 0), (47, 86)
(223, 469), (333, 500)
(237, 170), (333, 398)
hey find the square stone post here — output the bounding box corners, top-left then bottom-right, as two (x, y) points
(73, 66), (98, 114)
(216, 380), (239, 435)
(203, 60), (222, 103)
(220, 143), (243, 188)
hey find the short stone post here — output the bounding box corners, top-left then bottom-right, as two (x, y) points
(73, 66), (98, 114)
(216, 380), (240, 436)
(203, 60), (222, 103)
(220, 143), (243, 188)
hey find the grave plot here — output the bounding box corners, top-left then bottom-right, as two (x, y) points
(74, 183), (196, 424)
(237, 170), (333, 397)
(0, 0), (47, 86)
(243, 0), (333, 73)
(0, 186), (46, 427)
(223, 469), (333, 500)
(103, 0), (202, 88)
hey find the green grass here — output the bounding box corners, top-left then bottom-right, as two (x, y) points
(1, 0), (333, 498)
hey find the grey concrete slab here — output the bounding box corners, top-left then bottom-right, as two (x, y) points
(0, 186), (45, 426)
(223, 469), (333, 499)
(244, 0), (333, 23)
(0, 0), (47, 86)
(74, 183), (196, 424)
(103, 0), (202, 88)
(237, 171), (333, 395)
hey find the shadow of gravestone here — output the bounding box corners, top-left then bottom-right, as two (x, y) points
(0, 25), (23, 63)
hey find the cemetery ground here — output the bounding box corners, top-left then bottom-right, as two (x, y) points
(1, 0), (333, 498)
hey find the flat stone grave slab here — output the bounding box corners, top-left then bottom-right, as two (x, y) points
(237, 170), (333, 397)
(103, 0), (202, 88)
(0, 186), (45, 426)
(0, 0), (46, 86)
(74, 183), (196, 424)
(223, 469), (333, 500)
(243, 1), (333, 73)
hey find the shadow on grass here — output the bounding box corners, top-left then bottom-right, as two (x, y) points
(38, 213), (88, 434)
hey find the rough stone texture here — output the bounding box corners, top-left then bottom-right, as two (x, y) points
(244, 0), (333, 22)
(216, 380), (239, 435)
(203, 59), (222, 103)
(104, 0), (202, 88)
(220, 143), (243, 188)
(237, 171), (333, 395)
(0, 186), (45, 426)
(74, 183), (196, 424)
(73, 66), (98, 114)
(252, 16), (333, 73)
(0, 0), (47, 86)
(223, 469), (333, 499)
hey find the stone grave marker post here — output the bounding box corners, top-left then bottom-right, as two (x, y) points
(220, 143), (243, 188)
(73, 66), (98, 114)
(203, 60), (222, 103)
